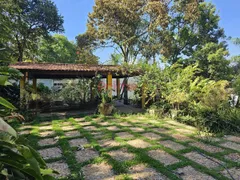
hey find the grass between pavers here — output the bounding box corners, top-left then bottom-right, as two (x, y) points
(17, 114), (240, 180)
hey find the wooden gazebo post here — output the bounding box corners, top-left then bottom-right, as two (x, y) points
(107, 72), (112, 98)
(33, 78), (37, 93)
(116, 78), (120, 99)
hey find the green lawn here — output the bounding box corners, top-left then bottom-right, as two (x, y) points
(18, 114), (240, 180)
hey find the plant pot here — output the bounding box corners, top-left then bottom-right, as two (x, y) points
(99, 103), (114, 115)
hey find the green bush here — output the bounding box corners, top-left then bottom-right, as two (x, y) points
(0, 66), (55, 179)
(195, 105), (240, 133)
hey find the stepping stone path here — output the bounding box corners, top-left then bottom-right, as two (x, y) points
(21, 115), (240, 180)
(107, 126), (120, 131)
(19, 125), (32, 130)
(69, 138), (88, 147)
(83, 126), (97, 131)
(190, 142), (224, 153)
(38, 138), (57, 146)
(129, 127), (145, 132)
(221, 167), (240, 180)
(98, 139), (120, 148)
(129, 164), (168, 180)
(176, 166), (215, 180)
(224, 135), (240, 143)
(82, 162), (115, 180)
(160, 140), (186, 151)
(184, 152), (223, 168)
(220, 142), (240, 151)
(119, 122), (132, 127)
(115, 132), (134, 139)
(62, 126), (76, 131)
(38, 147), (62, 160)
(75, 149), (99, 163)
(152, 128), (169, 134)
(80, 121), (91, 126)
(128, 139), (151, 148)
(19, 130), (30, 135)
(39, 126), (52, 131)
(91, 132), (105, 139)
(148, 149), (180, 165)
(142, 132), (161, 140)
(39, 131), (55, 137)
(171, 134), (192, 141)
(65, 130), (80, 137)
(108, 148), (135, 162)
(47, 161), (70, 178)
(99, 121), (111, 126)
(224, 153), (240, 162)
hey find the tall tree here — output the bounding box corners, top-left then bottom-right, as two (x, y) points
(77, 0), (200, 104)
(0, 0), (64, 62)
(37, 34), (77, 63)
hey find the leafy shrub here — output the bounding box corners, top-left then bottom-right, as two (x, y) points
(0, 120), (56, 179)
(195, 105), (240, 133)
(37, 83), (51, 94)
(0, 66), (55, 179)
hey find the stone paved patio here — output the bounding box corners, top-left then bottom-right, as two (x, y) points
(128, 139), (151, 148)
(160, 140), (186, 151)
(108, 148), (135, 162)
(75, 149), (99, 163)
(38, 138), (57, 146)
(176, 166), (215, 180)
(148, 149), (180, 165)
(47, 161), (71, 178)
(184, 152), (223, 168)
(20, 115), (240, 179)
(82, 163), (115, 180)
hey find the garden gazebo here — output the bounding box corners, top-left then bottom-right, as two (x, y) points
(10, 62), (146, 108)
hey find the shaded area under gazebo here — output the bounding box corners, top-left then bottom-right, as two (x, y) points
(10, 63), (146, 111)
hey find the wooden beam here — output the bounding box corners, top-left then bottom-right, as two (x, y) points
(116, 78), (120, 99)
(107, 72), (112, 98)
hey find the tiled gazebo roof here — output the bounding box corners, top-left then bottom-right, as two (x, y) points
(10, 62), (140, 79)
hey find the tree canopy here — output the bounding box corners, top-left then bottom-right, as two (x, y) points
(0, 0), (64, 62)
(36, 34), (77, 63)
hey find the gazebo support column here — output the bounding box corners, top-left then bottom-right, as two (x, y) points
(32, 78), (38, 111)
(141, 83), (146, 109)
(107, 72), (112, 98)
(20, 74), (26, 108)
(33, 78), (37, 93)
(116, 78), (120, 99)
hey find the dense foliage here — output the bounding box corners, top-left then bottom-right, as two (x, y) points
(136, 62), (239, 133)
(37, 34), (77, 63)
(0, 0), (64, 62)
(0, 66), (55, 179)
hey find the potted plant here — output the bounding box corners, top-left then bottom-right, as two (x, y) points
(98, 90), (114, 115)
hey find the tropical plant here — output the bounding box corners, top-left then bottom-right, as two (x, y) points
(98, 89), (114, 115)
(0, 66), (56, 179)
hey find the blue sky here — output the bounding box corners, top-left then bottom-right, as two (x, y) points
(52, 0), (240, 63)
